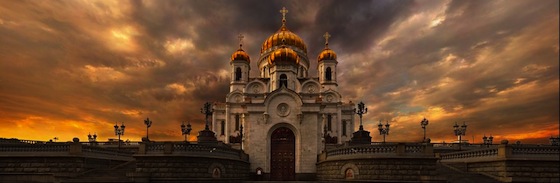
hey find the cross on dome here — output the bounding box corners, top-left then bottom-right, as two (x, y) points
(323, 32), (331, 48)
(280, 7), (288, 25)
(238, 33), (244, 49)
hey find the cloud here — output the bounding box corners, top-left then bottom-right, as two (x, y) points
(0, 0), (557, 144)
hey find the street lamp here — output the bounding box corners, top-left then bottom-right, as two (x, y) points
(200, 102), (214, 130)
(482, 134), (493, 147)
(114, 122), (125, 150)
(87, 133), (97, 143)
(181, 121), (192, 142)
(354, 101), (367, 131)
(53, 137), (58, 142)
(378, 121), (390, 143)
(420, 118), (429, 142)
(550, 136), (560, 146)
(453, 122), (467, 150)
(144, 118), (152, 141)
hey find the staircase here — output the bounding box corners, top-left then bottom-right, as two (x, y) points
(61, 161), (135, 183)
(436, 162), (499, 183)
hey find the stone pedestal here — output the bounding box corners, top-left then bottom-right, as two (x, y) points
(350, 128), (371, 145)
(197, 129), (217, 144)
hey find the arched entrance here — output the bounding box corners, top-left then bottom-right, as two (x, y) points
(270, 127), (295, 180)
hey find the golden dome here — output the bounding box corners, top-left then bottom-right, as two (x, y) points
(268, 46), (299, 65)
(231, 48), (250, 62)
(261, 25), (307, 54)
(318, 47), (337, 62)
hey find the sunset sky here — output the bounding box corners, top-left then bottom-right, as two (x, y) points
(0, 0), (558, 144)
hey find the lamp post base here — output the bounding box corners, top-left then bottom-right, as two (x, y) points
(197, 129), (217, 145)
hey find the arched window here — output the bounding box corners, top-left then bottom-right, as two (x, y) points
(235, 114), (240, 131)
(326, 67), (332, 81)
(327, 114), (332, 131)
(220, 121), (225, 135)
(235, 67), (242, 81)
(279, 74), (288, 88)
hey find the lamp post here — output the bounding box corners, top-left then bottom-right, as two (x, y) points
(420, 118), (429, 142)
(354, 101), (367, 131)
(87, 133), (97, 143)
(240, 124), (244, 149)
(181, 121), (192, 142)
(378, 121), (390, 143)
(53, 137), (58, 142)
(482, 134), (493, 147)
(550, 136), (560, 146)
(200, 102), (213, 130)
(453, 122), (467, 150)
(114, 122), (125, 150)
(144, 118), (152, 141)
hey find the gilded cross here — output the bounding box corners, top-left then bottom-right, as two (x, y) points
(238, 33), (244, 48)
(280, 7), (288, 22)
(323, 32), (331, 45)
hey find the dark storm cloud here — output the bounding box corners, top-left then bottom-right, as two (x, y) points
(0, 0), (557, 142)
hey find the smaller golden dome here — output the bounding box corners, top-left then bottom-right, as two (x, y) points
(231, 47), (250, 62)
(268, 46), (299, 65)
(318, 47), (337, 62)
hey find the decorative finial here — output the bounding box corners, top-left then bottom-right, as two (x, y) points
(280, 7), (288, 25)
(323, 32), (331, 48)
(237, 33), (244, 49)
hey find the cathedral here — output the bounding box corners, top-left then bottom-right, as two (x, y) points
(211, 8), (355, 179)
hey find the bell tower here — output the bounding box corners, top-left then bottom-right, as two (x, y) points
(318, 32), (338, 91)
(230, 34), (250, 92)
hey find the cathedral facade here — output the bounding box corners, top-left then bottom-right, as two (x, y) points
(211, 8), (355, 180)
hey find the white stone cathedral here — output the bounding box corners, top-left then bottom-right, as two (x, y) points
(211, 8), (355, 179)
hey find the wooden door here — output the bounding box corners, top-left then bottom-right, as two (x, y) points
(270, 127), (295, 180)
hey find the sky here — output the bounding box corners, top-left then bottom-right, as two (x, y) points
(0, 0), (558, 144)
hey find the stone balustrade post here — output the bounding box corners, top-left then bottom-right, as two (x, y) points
(498, 144), (511, 159)
(164, 142), (173, 154)
(138, 142), (146, 154)
(396, 143), (405, 156)
(424, 143), (434, 155)
(69, 142), (82, 155)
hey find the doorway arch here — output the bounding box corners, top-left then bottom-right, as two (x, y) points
(270, 127), (295, 180)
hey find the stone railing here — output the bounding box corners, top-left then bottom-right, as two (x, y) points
(440, 144), (560, 163)
(511, 145), (559, 155)
(322, 143), (434, 161)
(440, 148), (498, 160)
(0, 142), (133, 161)
(138, 142), (249, 162)
(0, 143), (70, 152)
(0, 138), (48, 145)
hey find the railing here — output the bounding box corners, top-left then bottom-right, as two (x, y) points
(440, 144), (560, 162)
(0, 138), (48, 145)
(325, 143), (432, 158)
(511, 145), (559, 155)
(173, 143), (242, 157)
(141, 142), (248, 161)
(0, 143), (70, 152)
(440, 148), (498, 160)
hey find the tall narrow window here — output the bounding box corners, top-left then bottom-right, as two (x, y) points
(220, 121), (225, 135)
(235, 67), (242, 81)
(327, 114), (332, 131)
(342, 120), (347, 136)
(235, 114), (240, 131)
(326, 67), (332, 81)
(279, 74), (288, 88)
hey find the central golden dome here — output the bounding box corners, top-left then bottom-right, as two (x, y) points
(261, 25), (307, 54)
